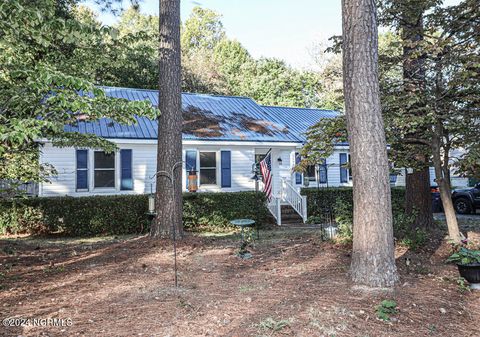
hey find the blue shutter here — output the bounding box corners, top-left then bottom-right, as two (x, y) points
(319, 158), (327, 184)
(340, 153), (348, 183)
(221, 151), (231, 188)
(120, 149), (133, 190)
(390, 174), (398, 184)
(295, 153), (302, 184)
(185, 150), (197, 186)
(76, 150), (88, 190)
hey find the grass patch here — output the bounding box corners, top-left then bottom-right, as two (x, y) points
(258, 317), (291, 333)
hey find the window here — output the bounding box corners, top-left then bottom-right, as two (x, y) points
(199, 152), (216, 185)
(305, 165), (316, 181)
(319, 159), (327, 184)
(94, 151), (115, 188)
(304, 160), (327, 184)
(255, 154), (266, 173)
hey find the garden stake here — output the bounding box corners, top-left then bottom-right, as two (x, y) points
(153, 161), (183, 288)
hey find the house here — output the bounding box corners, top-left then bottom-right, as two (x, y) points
(37, 87), (352, 224)
(37, 86), (469, 224)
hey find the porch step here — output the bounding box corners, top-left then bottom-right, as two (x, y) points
(281, 205), (298, 215)
(280, 205), (303, 225)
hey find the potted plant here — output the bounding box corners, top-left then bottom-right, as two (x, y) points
(447, 246), (480, 284)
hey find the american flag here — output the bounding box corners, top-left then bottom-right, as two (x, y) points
(260, 150), (273, 202)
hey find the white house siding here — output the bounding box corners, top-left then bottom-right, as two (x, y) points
(393, 167), (469, 188)
(41, 140), (473, 198)
(39, 140), (307, 197)
(182, 144), (257, 193)
(40, 142), (157, 197)
(39, 144), (77, 196)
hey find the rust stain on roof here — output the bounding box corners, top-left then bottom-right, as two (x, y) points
(182, 105), (290, 139)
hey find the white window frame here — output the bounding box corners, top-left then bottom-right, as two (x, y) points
(198, 151), (218, 186)
(92, 150), (116, 190)
(304, 164), (317, 182)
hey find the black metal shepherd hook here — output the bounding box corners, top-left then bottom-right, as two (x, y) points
(151, 161), (184, 288)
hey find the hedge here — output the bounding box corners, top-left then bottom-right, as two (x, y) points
(301, 187), (405, 218)
(301, 187), (407, 242)
(0, 191), (268, 236)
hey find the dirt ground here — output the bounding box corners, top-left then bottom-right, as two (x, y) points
(1, 228), (480, 337)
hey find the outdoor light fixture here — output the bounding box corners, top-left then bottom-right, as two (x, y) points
(251, 163), (260, 181)
(251, 163), (261, 193)
(277, 157), (283, 165)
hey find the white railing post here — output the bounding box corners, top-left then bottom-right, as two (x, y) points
(276, 197), (282, 226)
(301, 195), (307, 222)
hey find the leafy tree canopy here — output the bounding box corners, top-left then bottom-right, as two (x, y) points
(0, 0), (156, 187)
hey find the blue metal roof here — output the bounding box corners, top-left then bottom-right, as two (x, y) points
(64, 86), (341, 143)
(261, 105), (340, 142)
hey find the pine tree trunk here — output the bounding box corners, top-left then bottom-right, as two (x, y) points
(151, 0), (183, 238)
(401, 4), (434, 229)
(342, 0), (398, 287)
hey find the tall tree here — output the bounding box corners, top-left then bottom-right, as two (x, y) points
(0, 0), (154, 193)
(151, 0), (183, 238)
(181, 7), (225, 52)
(424, 0), (479, 242)
(342, 0), (398, 287)
(379, 0), (435, 229)
(381, 0), (479, 242)
(399, 0), (433, 229)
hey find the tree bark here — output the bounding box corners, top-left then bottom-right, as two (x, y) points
(431, 59), (461, 242)
(405, 166), (433, 229)
(431, 129), (461, 242)
(151, 0), (183, 238)
(342, 0), (398, 287)
(400, 2), (434, 229)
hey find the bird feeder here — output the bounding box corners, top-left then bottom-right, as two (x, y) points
(188, 169), (198, 192)
(148, 193), (155, 214)
(324, 225), (338, 240)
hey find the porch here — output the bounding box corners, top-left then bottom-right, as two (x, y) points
(267, 177), (308, 226)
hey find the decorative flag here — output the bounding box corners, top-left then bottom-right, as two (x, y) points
(260, 150), (273, 201)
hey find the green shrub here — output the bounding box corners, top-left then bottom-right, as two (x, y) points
(334, 198), (353, 242)
(393, 211), (428, 250)
(0, 192), (268, 236)
(183, 191), (268, 232)
(375, 299), (398, 321)
(301, 187), (407, 243)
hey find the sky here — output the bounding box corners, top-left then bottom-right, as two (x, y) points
(86, 0), (462, 70)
